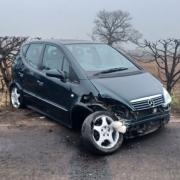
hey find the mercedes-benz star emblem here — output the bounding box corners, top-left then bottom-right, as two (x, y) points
(148, 99), (155, 107)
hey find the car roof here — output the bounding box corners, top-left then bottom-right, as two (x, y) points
(26, 39), (103, 45)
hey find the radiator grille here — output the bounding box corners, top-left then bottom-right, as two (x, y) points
(130, 95), (164, 111)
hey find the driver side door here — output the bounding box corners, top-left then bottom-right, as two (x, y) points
(38, 44), (73, 125)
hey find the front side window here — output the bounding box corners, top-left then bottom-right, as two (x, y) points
(42, 45), (64, 70)
(66, 44), (138, 75)
(26, 43), (44, 68)
(62, 59), (78, 83)
(42, 44), (78, 83)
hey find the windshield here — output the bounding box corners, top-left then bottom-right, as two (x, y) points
(65, 43), (138, 74)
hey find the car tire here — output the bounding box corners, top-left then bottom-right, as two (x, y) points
(10, 86), (25, 109)
(81, 111), (123, 155)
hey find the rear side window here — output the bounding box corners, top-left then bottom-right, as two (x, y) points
(26, 44), (44, 68)
(42, 45), (64, 70)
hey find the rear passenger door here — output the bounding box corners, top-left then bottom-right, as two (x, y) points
(22, 43), (45, 108)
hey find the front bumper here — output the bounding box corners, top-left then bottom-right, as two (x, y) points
(124, 111), (170, 138)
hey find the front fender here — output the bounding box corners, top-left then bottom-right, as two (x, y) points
(70, 102), (109, 129)
(71, 103), (93, 114)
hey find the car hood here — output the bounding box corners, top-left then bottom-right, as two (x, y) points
(90, 72), (163, 107)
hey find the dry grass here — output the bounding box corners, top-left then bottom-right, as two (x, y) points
(0, 91), (10, 110)
(138, 61), (159, 77)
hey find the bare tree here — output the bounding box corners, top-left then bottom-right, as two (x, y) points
(0, 36), (27, 89)
(92, 10), (142, 46)
(142, 39), (180, 94)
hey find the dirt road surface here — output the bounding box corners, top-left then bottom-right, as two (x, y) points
(0, 109), (180, 180)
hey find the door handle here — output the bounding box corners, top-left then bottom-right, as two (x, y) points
(18, 72), (24, 77)
(37, 80), (44, 86)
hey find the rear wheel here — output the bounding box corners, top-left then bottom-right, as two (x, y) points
(81, 111), (123, 154)
(10, 86), (24, 109)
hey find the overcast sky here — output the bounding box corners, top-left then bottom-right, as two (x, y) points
(0, 0), (179, 42)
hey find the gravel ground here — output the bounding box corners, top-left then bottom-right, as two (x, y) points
(0, 109), (180, 180)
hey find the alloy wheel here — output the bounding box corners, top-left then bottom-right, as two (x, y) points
(11, 87), (21, 108)
(92, 115), (119, 149)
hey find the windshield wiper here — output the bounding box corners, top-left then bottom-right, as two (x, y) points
(94, 67), (128, 76)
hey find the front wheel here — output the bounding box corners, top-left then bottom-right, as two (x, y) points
(10, 86), (24, 109)
(81, 111), (123, 155)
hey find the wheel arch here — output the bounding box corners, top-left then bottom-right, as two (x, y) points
(70, 103), (107, 130)
(9, 81), (25, 108)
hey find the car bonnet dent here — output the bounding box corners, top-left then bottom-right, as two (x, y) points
(98, 93), (134, 110)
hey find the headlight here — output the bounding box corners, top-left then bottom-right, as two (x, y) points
(163, 87), (172, 106)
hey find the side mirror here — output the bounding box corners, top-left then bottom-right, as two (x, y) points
(46, 69), (66, 82)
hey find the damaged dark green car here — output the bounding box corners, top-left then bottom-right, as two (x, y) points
(11, 40), (171, 154)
